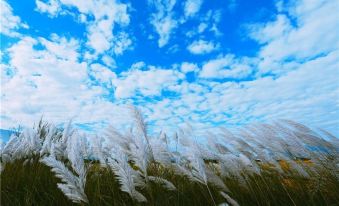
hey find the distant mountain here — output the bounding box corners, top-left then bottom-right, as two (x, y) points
(0, 129), (14, 143)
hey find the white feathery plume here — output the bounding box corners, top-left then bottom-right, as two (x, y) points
(130, 107), (148, 143)
(318, 129), (339, 148)
(107, 148), (147, 202)
(1, 134), (20, 163)
(109, 123), (176, 193)
(105, 126), (134, 152)
(179, 127), (235, 206)
(1, 129), (42, 162)
(238, 154), (253, 168)
(205, 167), (228, 191)
(48, 121), (75, 159)
(27, 129), (42, 155)
(241, 124), (291, 162)
(130, 106), (154, 161)
(40, 126), (56, 156)
(187, 149), (228, 190)
(206, 132), (230, 156)
(40, 155), (88, 203)
(129, 135), (151, 179)
(66, 133), (87, 180)
(188, 151), (217, 206)
(218, 153), (242, 177)
(105, 117), (176, 192)
(150, 138), (172, 166)
(285, 121), (338, 157)
(188, 151), (207, 184)
(180, 128), (226, 187)
(62, 120), (73, 145)
(53, 120), (75, 159)
(91, 135), (107, 166)
(40, 124), (89, 204)
(273, 122), (309, 158)
(148, 176), (176, 191)
(220, 191), (239, 206)
(287, 160), (310, 178)
(159, 131), (168, 146)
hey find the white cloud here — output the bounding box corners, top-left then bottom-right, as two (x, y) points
(35, 0), (60, 17)
(155, 50), (338, 135)
(184, 10), (222, 38)
(37, 0), (130, 24)
(200, 55), (254, 79)
(187, 40), (219, 54)
(86, 25), (111, 55)
(249, 0), (338, 76)
(112, 32), (133, 55)
(198, 23), (207, 33)
(130, 61), (146, 70)
(184, 0), (203, 18)
(248, 15), (292, 44)
(181, 62), (198, 73)
(0, 0), (28, 37)
(113, 66), (184, 99)
(149, 0), (178, 47)
(35, 0), (131, 55)
(101, 55), (116, 68)
(0, 35), (132, 130)
(1, 36), (87, 125)
(85, 2), (130, 55)
(90, 63), (117, 84)
(1, 0), (337, 137)
(216, 50), (339, 133)
(191, 0), (339, 134)
(205, 9), (222, 36)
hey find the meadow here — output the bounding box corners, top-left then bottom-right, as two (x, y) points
(1, 108), (338, 206)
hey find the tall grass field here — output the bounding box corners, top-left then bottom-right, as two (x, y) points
(1, 108), (338, 206)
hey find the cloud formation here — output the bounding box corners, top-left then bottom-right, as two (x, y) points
(35, 0), (131, 55)
(113, 66), (184, 99)
(149, 0), (178, 47)
(184, 0), (203, 18)
(0, 0), (338, 136)
(200, 55), (255, 79)
(0, 0), (28, 37)
(187, 40), (219, 55)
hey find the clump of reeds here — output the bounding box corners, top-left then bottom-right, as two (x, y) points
(1, 107), (338, 206)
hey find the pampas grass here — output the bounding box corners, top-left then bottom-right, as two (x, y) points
(1, 108), (338, 205)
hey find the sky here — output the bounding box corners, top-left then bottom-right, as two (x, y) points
(0, 0), (338, 136)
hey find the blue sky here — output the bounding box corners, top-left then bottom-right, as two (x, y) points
(0, 0), (338, 136)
